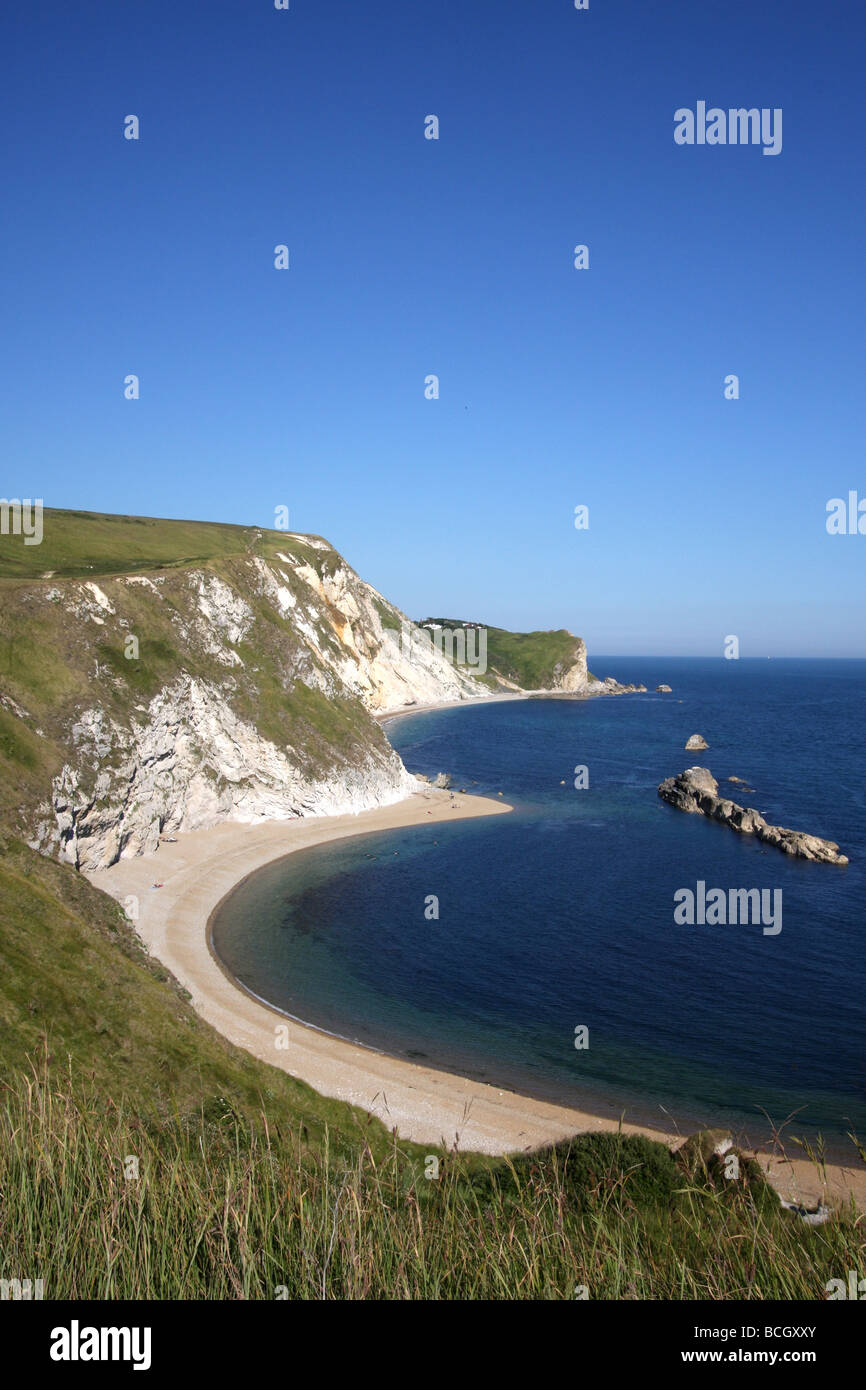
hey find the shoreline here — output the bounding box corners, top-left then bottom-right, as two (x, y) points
(87, 789), (866, 1210)
(374, 692), (528, 725)
(374, 679), (652, 727)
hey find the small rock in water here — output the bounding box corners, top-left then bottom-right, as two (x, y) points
(656, 684), (672, 692)
(685, 733), (709, 750)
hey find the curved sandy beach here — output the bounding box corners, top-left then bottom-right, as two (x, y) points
(88, 786), (866, 1209)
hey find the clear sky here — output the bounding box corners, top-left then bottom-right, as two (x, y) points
(2, 0), (864, 655)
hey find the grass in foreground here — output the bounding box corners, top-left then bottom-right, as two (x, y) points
(0, 1064), (863, 1301)
(0, 837), (430, 1165)
(0, 838), (862, 1300)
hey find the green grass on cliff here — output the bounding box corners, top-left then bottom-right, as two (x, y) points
(0, 511), (394, 840)
(418, 618), (586, 690)
(0, 837), (391, 1155)
(0, 508), (338, 583)
(482, 625), (585, 689)
(0, 836), (863, 1300)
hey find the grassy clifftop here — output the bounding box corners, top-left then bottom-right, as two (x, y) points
(0, 508), (339, 583)
(418, 618), (590, 690)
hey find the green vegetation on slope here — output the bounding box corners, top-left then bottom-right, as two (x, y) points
(3, 1075), (862, 1300)
(0, 838), (399, 1157)
(418, 618), (586, 690)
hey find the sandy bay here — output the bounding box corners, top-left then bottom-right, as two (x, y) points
(87, 783), (866, 1212)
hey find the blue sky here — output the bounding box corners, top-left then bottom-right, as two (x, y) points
(2, 0), (864, 655)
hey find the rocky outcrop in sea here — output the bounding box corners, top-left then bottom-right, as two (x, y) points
(598, 676), (647, 695)
(657, 766), (849, 866)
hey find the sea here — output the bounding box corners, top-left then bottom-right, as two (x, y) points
(211, 658), (866, 1158)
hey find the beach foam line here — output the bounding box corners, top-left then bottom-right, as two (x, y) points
(87, 788), (866, 1209)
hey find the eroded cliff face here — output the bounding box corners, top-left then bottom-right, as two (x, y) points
(36, 673), (421, 870)
(8, 542), (497, 870)
(0, 527), (592, 871)
(551, 638), (591, 692)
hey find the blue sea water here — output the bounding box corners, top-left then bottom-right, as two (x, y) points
(211, 659), (866, 1157)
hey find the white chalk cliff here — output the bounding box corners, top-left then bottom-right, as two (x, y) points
(6, 534), (593, 872)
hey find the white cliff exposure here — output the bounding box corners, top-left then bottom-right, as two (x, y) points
(7, 532), (595, 871)
(25, 545), (501, 870)
(39, 673), (418, 872)
(262, 554), (485, 710)
(550, 637), (591, 692)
